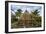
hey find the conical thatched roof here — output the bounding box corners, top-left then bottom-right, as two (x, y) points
(19, 10), (32, 20)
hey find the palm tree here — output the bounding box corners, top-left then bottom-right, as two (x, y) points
(30, 9), (41, 27)
(15, 9), (22, 18)
(31, 9), (40, 16)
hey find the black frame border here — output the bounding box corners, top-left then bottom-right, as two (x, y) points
(5, 1), (45, 33)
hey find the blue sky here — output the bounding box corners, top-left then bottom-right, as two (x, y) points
(11, 5), (42, 16)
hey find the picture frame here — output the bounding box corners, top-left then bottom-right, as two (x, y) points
(5, 1), (45, 33)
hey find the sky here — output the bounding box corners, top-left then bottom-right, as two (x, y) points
(11, 5), (42, 16)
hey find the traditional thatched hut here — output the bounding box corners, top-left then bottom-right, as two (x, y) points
(17, 10), (34, 28)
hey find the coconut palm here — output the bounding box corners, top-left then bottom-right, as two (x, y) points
(15, 9), (22, 17)
(30, 9), (41, 27)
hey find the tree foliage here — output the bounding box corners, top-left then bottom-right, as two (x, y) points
(15, 9), (22, 17)
(31, 9), (40, 16)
